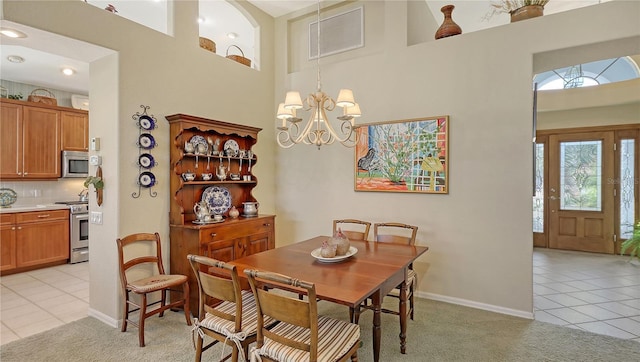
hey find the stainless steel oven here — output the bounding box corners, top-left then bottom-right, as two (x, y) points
(55, 201), (89, 263)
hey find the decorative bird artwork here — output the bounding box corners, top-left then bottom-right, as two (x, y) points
(357, 148), (379, 177)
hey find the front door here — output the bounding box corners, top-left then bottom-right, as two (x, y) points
(548, 131), (615, 253)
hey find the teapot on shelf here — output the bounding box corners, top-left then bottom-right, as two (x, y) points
(193, 201), (211, 222)
(216, 164), (227, 181)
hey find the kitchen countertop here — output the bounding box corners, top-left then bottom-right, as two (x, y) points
(0, 204), (70, 214)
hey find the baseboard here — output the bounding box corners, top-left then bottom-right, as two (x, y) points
(88, 307), (119, 328)
(416, 291), (534, 320)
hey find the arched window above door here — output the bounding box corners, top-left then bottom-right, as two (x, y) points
(534, 56), (639, 90)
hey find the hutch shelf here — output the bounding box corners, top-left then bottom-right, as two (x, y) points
(166, 114), (275, 312)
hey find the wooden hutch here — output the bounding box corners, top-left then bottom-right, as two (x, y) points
(166, 114), (275, 312)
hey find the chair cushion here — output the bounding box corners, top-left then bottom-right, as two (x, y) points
(199, 290), (275, 336)
(255, 315), (360, 362)
(128, 274), (187, 293)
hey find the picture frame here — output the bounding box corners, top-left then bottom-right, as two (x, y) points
(354, 116), (449, 194)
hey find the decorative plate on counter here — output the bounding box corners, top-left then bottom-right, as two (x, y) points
(138, 172), (156, 188)
(138, 153), (156, 169)
(138, 133), (156, 149)
(189, 135), (208, 154)
(201, 186), (231, 215)
(0, 188), (17, 208)
(223, 139), (239, 157)
(311, 246), (358, 263)
(138, 115), (156, 130)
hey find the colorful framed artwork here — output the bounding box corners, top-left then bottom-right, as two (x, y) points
(354, 116), (448, 194)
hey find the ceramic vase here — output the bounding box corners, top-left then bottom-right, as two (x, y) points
(435, 5), (462, 40)
(229, 205), (239, 219)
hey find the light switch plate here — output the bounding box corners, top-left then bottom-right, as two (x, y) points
(90, 211), (103, 225)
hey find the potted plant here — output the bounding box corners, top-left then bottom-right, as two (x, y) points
(621, 221), (640, 264)
(84, 174), (104, 206)
(485, 0), (550, 22)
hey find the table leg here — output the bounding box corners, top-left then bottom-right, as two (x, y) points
(372, 290), (381, 362)
(399, 279), (407, 354)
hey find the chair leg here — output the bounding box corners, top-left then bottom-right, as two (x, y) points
(138, 293), (147, 347)
(159, 289), (166, 318)
(354, 305), (361, 324)
(182, 282), (192, 325)
(195, 331), (203, 362)
(121, 290), (129, 332)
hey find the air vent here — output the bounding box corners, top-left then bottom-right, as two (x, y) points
(309, 6), (363, 59)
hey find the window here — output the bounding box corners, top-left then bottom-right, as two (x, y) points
(534, 57), (639, 90)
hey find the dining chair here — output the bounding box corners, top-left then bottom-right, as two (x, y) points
(333, 219), (371, 241)
(352, 222), (419, 323)
(245, 269), (361, 362)
(188, 255), (276, 362)
(116, 232), (191, 347)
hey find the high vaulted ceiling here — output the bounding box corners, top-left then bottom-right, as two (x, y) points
(0, 1), (616, 96)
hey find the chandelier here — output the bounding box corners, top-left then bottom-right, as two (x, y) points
(276, 0), (361, 149)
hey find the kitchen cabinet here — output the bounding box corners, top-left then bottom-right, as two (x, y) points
(1, 214), (17, 272)
(0, 99), (61, 179)
(0, 209), (70, 275)
(61, 110), (89, 151)
(166, 114), (275, 312)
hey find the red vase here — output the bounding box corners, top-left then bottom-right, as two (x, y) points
(435, 5), (462, 40)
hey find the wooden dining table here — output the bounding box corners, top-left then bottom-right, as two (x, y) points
(230, 236), (429, 362)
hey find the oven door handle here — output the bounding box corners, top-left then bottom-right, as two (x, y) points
(74, 214), (89, 221)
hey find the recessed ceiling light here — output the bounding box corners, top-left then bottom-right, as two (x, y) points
(0, 28), (27, 38)
(7, 55), (25, 63)
(227, 32), (238, 39)
(62, 68), (75, 76)
(197, 17), (205, 24)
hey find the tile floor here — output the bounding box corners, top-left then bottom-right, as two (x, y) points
(534, 247), (640, 343)
(1, 249), (639, 346)
(0, 262), (89, 345)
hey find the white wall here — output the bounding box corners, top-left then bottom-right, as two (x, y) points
(2, 0), (277, 323)
(274, 0), (640, 316)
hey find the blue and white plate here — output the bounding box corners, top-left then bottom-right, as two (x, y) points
(201, 186), (231, 215)
(0, 188), (17, 208)
(138, 172), (156, 187)
(189, 135), (208, 154)
(138, 133), (156, 149)
(138, 115), (156, 130)
(138, 153), (156, 169)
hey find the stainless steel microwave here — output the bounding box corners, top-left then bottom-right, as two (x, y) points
(61, 151), (89, 178)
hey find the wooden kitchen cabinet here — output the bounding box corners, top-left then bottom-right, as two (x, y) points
(61, 110), (89, 151)
(0, 210), (70, 275)
(0, 99), (63, 179)
(1, 214), (17, 272)
(166, 114), (275, 312)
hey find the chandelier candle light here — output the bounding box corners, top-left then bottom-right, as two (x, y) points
(276, 0), (362, 149)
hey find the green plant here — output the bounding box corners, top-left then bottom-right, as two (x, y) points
(84, 176), (104, 190)
(621, 221), (640, 262)
(484, 0), (550, 19)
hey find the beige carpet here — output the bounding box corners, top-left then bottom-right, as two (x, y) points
(2, 298), (639, 361)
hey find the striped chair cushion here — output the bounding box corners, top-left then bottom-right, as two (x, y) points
(128, 274), (187, 293)
(255, 315), (360, 362)
(199, 290), (275, 336)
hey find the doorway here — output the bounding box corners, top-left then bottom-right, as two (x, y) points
(534, 126), (640, 254)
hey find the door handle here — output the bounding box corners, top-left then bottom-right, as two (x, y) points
(549, 196), (558, 200)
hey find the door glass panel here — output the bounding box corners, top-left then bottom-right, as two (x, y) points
(620, 139), (636, 238)
(559, 140), (602, 211)
(533, 143), (544, 233)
